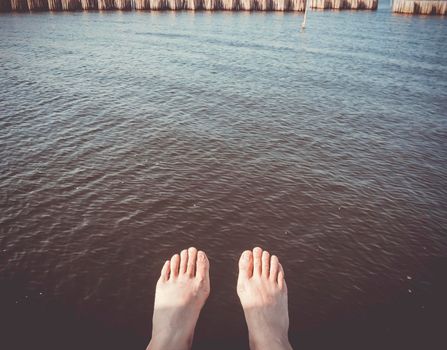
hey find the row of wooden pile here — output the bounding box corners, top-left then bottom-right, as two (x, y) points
(0, 0), (378, 12)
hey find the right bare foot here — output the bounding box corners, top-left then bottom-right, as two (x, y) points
(237, 247), (293, 350)
(147, 247), (210, 350)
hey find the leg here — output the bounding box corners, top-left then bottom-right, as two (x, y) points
(147, 247), (210, 350)
(237, 247), (293, 350)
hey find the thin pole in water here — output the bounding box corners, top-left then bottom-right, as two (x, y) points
(301, 0), (309, 31)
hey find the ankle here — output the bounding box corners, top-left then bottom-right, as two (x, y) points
(248, 332), (292, 350)
(147, 330), (193, 350)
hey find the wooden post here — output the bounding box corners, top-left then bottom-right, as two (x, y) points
(301, 0), (308, 29)
(48, 0), (62, 10)
(135, 0), (150, 9)
(61, 0), (82, 10)
(392, 0), (446, 14)
(81, 0), (98, 9)
(27, 0), (48, 10)
(11, 0), (29, 10)
(98, 0), (115, 9)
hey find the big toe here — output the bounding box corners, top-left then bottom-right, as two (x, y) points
(238, 250), (254, 280)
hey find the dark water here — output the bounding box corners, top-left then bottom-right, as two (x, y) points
(1, 4), (447, 350)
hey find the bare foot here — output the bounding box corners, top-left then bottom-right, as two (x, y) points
(147, 247), (210, 350)
(237, 247), (293, 350)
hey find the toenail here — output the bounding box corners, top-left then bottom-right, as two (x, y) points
(243, 251), (250, 260)
(198, 251), (205, 260)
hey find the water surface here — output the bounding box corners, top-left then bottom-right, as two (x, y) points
(1, 5), (446, 350)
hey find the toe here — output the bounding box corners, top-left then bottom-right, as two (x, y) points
(253, 247), (262, 276)
(159, 260), (170, 282)
(179, 249), (188, 275)
(261, 250), (270, 278)
(238, 250), (254, 280)
(270, 255), (279, 282)
(170, 253), (180, 278)
(187, 247), (198, 277)
(196, 250), (209, 282)
(278, 262), (286, 290)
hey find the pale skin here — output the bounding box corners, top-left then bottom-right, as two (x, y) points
(147, 246), (293, 350)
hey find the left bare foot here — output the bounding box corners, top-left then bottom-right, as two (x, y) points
(147, 247), (210, 350)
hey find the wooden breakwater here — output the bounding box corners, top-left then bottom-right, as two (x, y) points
(135, 0), (308, 10)
(310, 0), (378, 9)
(392, 0), (446, 14)
(0, 0), (381, 10)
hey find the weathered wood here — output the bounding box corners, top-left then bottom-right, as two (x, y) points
(48, 0), (62, 10)
(114, 0), (131, 9)
(27, 0), (48, 10)
(239, 0), (274, 10)
(98, 0), (115, 9)
(3, 0), (383, 11)
(310, 0), (378, 9)
(218, 0), (238, 9)
(149, 0), (167, 9)
(61, 0), (82, 10)
(290, 0), (306, 10)
(256, 0), (275, 10)
(392, 0), (446, 14)
(81, 0), (97, 9)
(272, 0), (288, 10)
(167, 0), (184, 9)
(134, 0), (150, 9)
(11, 0), (29, 10)
(185, 0), (202, 9)
(203, 0), (217, 9)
